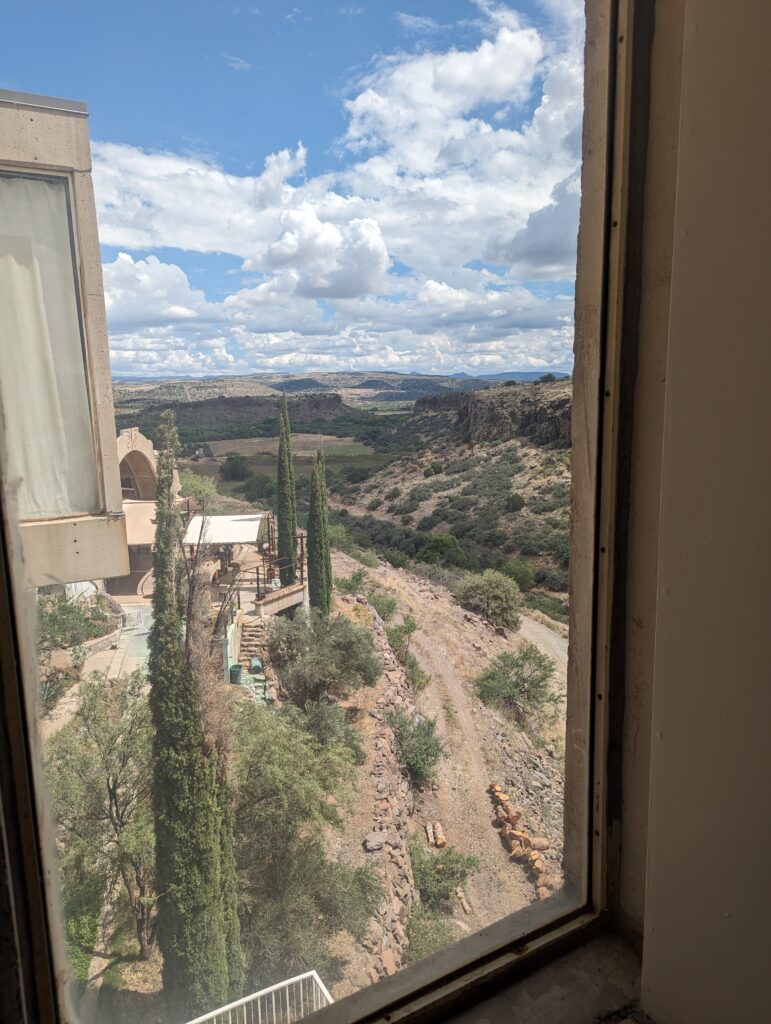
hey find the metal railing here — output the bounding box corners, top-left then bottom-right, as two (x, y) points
(185, 971), (333, 1024)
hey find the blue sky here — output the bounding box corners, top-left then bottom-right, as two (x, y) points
(2, 0), (584, 377)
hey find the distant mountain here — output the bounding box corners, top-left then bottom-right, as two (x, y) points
(475, 371), (572, 382)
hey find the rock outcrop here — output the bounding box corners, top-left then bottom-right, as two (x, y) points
(414, 381), (572, 447)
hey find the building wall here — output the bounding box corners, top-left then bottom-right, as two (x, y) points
(640, 2), (771, 1020)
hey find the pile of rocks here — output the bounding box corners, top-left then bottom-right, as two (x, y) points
(488, 783), (556, 901)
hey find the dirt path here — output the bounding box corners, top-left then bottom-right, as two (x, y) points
(332, 553), (567, 932)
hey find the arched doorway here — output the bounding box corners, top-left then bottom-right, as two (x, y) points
(119, 448), (157, 500)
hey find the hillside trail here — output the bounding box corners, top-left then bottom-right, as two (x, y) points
(332, 552), (568, 933)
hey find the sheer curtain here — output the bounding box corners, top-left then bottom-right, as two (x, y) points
(0, 173), (100, 520)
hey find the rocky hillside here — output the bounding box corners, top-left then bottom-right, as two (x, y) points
(414, 381), (571, 447)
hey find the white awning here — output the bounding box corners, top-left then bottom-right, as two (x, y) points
(183, 514), (268, 547)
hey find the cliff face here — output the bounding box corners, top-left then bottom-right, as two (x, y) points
(414, 382), (572, 447)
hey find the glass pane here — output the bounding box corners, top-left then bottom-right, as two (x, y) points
(0, 173), (100, 519)
(1, 2), (591, 1020)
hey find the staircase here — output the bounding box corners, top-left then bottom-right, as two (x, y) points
(237, 618), (272, 704)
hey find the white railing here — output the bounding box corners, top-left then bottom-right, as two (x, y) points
(185, 970), (333, 1024)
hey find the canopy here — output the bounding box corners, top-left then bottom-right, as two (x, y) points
(183, 513), (268, 547)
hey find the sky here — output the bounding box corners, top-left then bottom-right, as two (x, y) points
(2, 0), (584, 378)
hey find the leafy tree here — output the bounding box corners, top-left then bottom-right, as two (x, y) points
(45, 671), (155, 958)
(474, 642), (558, 724)
(410, 840), (478, 909)
(221, 453), (250, 481)
(242, 472), (277, 506)
(235, 704), (378, 987)
(416, 533), (467, 567)
(266, 609), (381, 705)
(307, 450), (332, 614)
(282, 701), (365, 765)
(179, 468), (220, 510)
(503, 557), (535, 592)
(148, 410), (229, 1017)
(386, 709), (445, 787)
(36, 593), (111, 710)
(276, 398), (297, 585)
(457, 569), (523, 629)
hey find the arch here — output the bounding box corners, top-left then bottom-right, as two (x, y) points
(119, 448), (157, 500)
(116, 427), (181, 502)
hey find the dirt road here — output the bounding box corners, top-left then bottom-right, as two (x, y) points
(333, 553), (567, 932)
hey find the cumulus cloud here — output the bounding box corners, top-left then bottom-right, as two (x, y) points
(95, 0), (584, 376)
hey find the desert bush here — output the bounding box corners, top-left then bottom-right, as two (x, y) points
(284, 701), (366, 765)
(367, 497), (383, 511)
(503, 557), (535, 592)
(417, 513), (441, 532)
(379, 546), (409, 569)
(386, 710), (444, 787)
(410, 840), (478, 909)
(525, 592), (569, 623)
(474, 642), (559, 723)
(403, 652), (432, 695)
(405, 906), (455, 963)
(267, 610), (381, 705)
(368, 590), (397, 622)
(328, 521), (357, 554)
(506, 492), (525, 513)
(353, 547), (380, 568)
(386, 615), (418, 662)
(334, 568), (367, 595)
(385, 486), (401, 500)
(533, 566), (569, 592)
(457, 570), (522, 629)
(416, 533), (467, 567)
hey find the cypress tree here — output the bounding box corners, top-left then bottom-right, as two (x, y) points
(307, 450), (332, 614)
(148, 411), (229, 1019)
(277, 397), (297, 586)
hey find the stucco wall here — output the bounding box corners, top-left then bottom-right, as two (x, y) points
(640, 2), (771, 1020)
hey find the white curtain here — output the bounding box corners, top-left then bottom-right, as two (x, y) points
(0, 174), (100, 520)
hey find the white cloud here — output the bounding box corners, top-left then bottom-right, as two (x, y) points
(94, 1), (584, 376)
(221, 53), (253, 71)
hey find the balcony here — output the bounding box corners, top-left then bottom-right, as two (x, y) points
(185, 971), (333, 1024)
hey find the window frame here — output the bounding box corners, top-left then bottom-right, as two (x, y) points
(0, 0), (650, 1016)
(0, 90), (129, 586)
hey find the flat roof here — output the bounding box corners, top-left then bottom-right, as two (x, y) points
(0, 88), (87, 115)
(123, 500), (157, 546)
(183, 514), (268, 547)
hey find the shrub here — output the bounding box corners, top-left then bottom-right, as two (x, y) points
(431, 460), (443, 475)
(416, 533), (467, 567)
(533, 566), (569, 592)
(410, 840), (478, 909)
(367, 497), (383, 511)
(267, 610), (381, 705)
(506, 492), (525, 513)
(385, 486), (401, 500)
(283, 701), (366, 765)
(221, 453), (250, 481)
(405, 906), (455, 963)
(353, 547), (380, 568)
(423, 466), (434, 478)
(503, 557), (535, 592)
(474, 643), (559, 723)
(369, 591), (397, 622)
(386, 615), (418, 662)
(525, 592), (569, 624)
(386, 710), (444, 787)
(403, 652), (432, 695)
(243, 472), (277, 504)
(345, 467), (371, 484)
(457, 570), (522, 629)
(328, 522), (357, 554)
(334, 568), (367, 595)
(379, 546), (409, 569)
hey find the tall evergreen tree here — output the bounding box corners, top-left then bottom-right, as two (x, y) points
(277, 397), (297, 586)
(148, 411), (229, 1019)
(307, 450), (332, 614)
